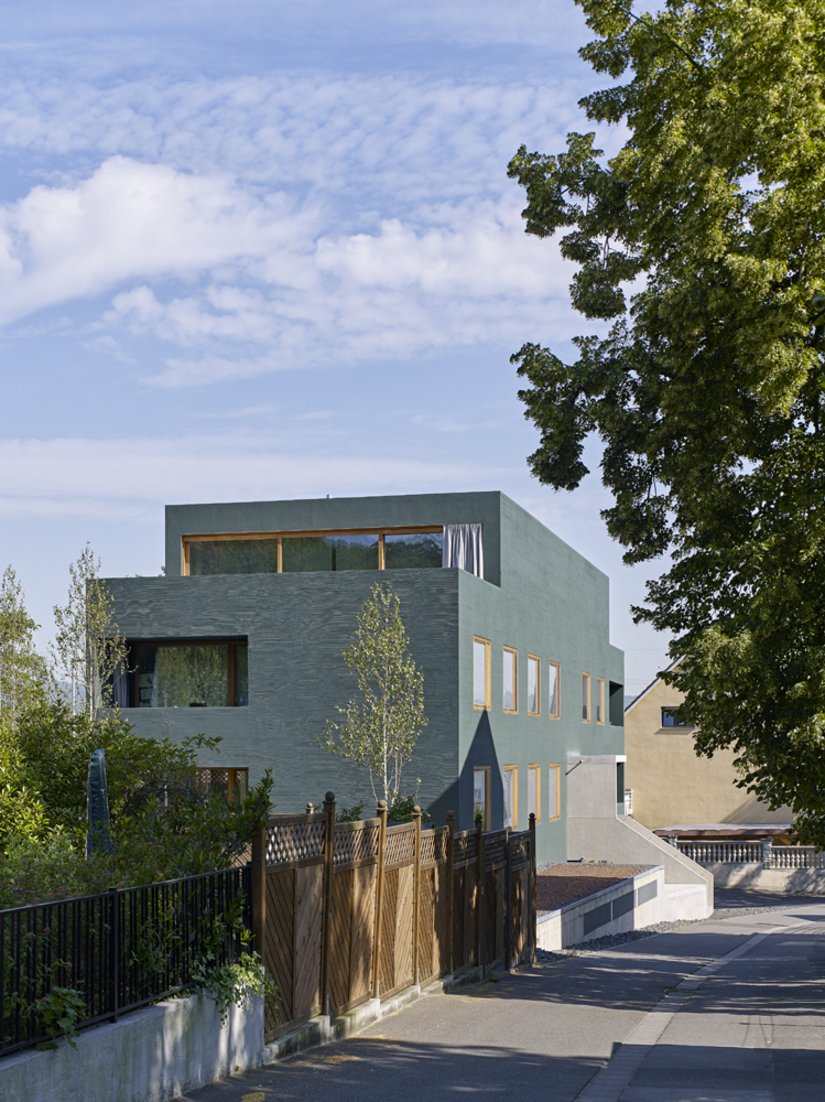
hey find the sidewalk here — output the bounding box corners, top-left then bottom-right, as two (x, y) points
(181, 893), (825, 1102)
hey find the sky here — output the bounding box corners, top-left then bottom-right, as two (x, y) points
(0, 0), (670, 698)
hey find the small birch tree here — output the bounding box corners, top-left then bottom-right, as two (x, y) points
(323, 584), (427, 805)
(53, 545), (128, 717)
(0, 566), (47, 717)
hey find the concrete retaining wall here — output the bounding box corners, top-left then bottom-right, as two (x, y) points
(0, 993), (263, 1102)
(536, 866), (664, 951)
(707, 864), (825, 894)
(566, 754), (714, 919)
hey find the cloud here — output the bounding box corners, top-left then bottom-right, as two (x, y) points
(0, 435), (508, 518)
(0, 156), (312, 325)
(0, 71), (587, 206)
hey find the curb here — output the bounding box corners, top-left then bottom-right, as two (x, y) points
(262, 966), (490, 1065)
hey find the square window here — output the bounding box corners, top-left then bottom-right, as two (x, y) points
(661, 707), (690, 728)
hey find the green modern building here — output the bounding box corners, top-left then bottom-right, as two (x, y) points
(106, 491), (626, 867)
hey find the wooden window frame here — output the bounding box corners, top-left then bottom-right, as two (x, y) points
(197, 766), (249, 804)
(502, 646), (519, 714)
(182, 525), (442, 576)
(548, 660), (561, 719)
(548, 763), (561, 822)
(527, 654), (541, 717)
(582, 671), (591, 723)
(502, 764), (518, 829)
(473, 637), (491, 711)
(527, 763), (541, 824)
(127, 638), (247, 708)
(596, 676), (605, 725)
(473, 765), (492, 830)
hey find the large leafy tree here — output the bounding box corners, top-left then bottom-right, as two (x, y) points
(508, 1), (825, 838)
(323, 584), (427, 805)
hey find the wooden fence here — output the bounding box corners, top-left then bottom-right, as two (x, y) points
(250, 794), (536, 1039)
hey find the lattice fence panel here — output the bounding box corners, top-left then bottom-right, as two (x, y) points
(420, 827), (448, 868)
(454, 830), (477, 868)
(484, 831), (507, 871)
(385, 824), (416, 870)
(509, 831), (531, 871)
(334, 822), (380, 869)
(266, 818), (327, 867)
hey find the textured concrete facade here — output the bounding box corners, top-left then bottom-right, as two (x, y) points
(107, 491), (625, 867)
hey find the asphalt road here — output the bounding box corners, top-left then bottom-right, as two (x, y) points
(182, 892), (825, 1102)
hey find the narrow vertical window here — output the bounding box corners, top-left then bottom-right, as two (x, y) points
(503, 765), (518, 829)
(473, 766), (491, 829)
(596, 676), (605, 725)
(548, 661), (561, 719)
(473, 637), (491, 709)
(502, 646), (518, 713)
(548, 764), (561, 821)
(527, 764), (540, 823)
(582, 672), (591, 722)
(527, 655), (540, 716)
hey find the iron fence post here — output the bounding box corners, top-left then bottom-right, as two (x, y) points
(108, 887), (120, 1021)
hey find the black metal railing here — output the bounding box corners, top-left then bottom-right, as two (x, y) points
(0, 865), (251, 1057)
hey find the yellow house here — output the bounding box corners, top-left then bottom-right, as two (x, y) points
(624, 663), (792, 837)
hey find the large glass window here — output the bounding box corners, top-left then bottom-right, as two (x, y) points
(502, 647), (518, 713)
(527, 655), (540, 716)
(548, 661), (560, 719)
(188, 539), (279, 575)
(383, 531), (443, 569)
(281, 533), (378, 572)
(185, 527), (444, 575)
(126, 640), (248, 708)
(503, 765), (518, 829)
(473, 637), (491, 709)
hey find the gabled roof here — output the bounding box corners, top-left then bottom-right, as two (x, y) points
(624, 656), (681, 715)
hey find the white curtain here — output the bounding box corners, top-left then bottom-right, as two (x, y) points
(111, 664), (130, 708)
(442, 523), (484, 578)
